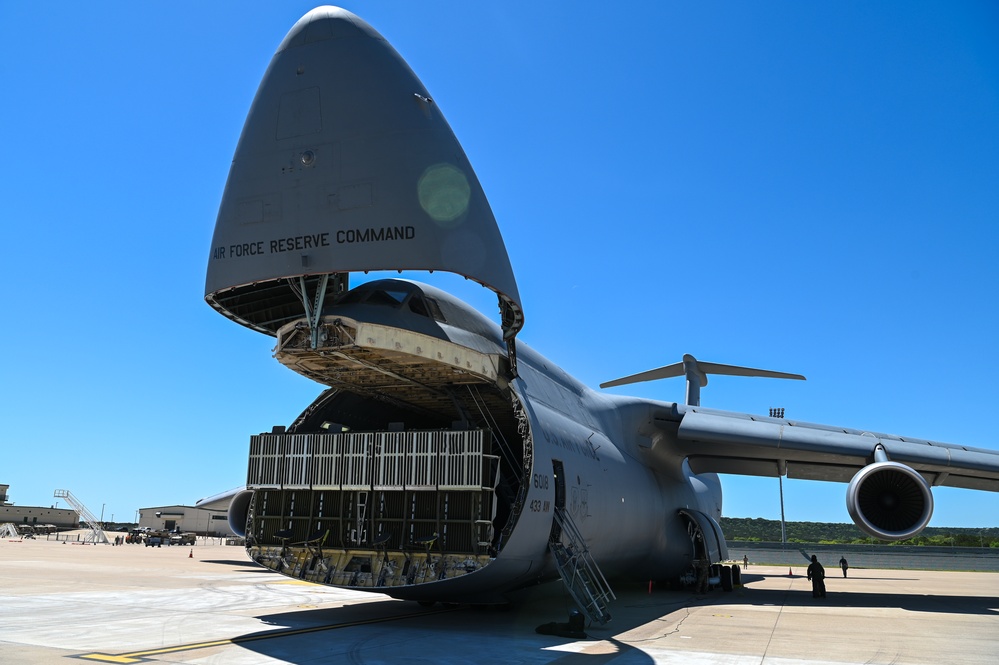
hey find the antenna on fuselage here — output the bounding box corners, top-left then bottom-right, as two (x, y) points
(599, 354), (805, 406)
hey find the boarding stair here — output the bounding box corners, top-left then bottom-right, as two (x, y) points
(1, 523), (20, 539)
(53, 489), (108, 544)
(548, 506), (615, 625)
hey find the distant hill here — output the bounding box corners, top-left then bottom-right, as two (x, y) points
(720, 516), (999, 547)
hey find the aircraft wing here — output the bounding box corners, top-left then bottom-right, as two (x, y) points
(194, 486), (246, 511)
(652, 404), (999, 540)
(661, 405), (999, 492)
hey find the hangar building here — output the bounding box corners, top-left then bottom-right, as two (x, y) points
(137, 504), (235, 536)
(0, 484), (79, 529)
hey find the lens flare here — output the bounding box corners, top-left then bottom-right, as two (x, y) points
(418, 163), (471, 226)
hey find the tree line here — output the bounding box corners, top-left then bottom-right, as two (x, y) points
(720, 517), (999, 547)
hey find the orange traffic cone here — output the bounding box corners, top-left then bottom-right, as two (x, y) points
(788, 567), (792, 576)
(189, 548), (193, 558)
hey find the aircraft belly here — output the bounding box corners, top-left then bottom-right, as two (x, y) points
(247, 541), (534, 603)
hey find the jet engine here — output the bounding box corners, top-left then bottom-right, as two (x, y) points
(227, 489), (254, 538)
(846, 460), (933, 540)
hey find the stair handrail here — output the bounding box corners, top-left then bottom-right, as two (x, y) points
(549, 506), (615, 624)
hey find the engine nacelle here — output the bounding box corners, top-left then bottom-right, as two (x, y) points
(846, 461), (933, 541)
(227, 489), (254, 538)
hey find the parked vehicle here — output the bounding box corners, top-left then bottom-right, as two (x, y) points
(170, 532), (196, 546)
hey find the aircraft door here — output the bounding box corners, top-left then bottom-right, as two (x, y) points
(553, 460), (565, 510)
(549, 459), (565, 543)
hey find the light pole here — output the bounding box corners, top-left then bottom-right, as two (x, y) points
(779, 476), (787, 543)
(771, 408), (787, 544)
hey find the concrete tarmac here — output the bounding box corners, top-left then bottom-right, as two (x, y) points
(2, 536), (997, 664)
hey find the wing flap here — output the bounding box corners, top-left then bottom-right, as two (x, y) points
(786, 461), (864, 483)
(686, 456), (783, 477)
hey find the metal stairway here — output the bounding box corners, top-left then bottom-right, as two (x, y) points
(548, 506), (615, 625)
(53, 489), (108, 544)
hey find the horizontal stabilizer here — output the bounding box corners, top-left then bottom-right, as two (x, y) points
(601, 354), (804, 406)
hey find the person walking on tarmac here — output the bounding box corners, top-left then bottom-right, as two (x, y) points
(839, 556), (849, 578)
(807, 555), (826, 598)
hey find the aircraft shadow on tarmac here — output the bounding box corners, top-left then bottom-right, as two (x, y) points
(739, 574), (999, 616)
(201, 558), (274, 569)
(216, 574), (998, 664)
(228, 577), (997, 663)
(230, 584), (675, 665)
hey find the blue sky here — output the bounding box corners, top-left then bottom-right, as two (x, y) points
(2, 2), (997, 529)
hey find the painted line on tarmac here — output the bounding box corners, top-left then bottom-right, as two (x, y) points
(74, 606), (457, 663)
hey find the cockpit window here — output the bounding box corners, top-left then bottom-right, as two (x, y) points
(363, 289), (408, 306)
(407, 295), (446, 322)
(424, 297), (446, 322)
(408, 295), (429, 317)
(334, 283), (445, 322)
(382, 290), (409, 304)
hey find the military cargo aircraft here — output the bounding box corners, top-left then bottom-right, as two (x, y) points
(200, 7), (999, 623)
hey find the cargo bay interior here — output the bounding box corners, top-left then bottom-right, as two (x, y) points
(219, 278), (533, 589)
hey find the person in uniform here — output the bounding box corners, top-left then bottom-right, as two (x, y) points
(696, 557), (710, 594)
(839, 556), (849, 577)
(807, 555), (826, 598)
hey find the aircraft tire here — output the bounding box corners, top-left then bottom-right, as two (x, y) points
(731, 563), (741, 586)
(721, 565), (733, 592)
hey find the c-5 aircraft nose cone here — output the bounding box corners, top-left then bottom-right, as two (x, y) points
(277, 6), (380, 52)
(206, 5), (522, 341)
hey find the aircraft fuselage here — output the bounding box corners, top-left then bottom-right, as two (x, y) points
(235, 279), (722, 602)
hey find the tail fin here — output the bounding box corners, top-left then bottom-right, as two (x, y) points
(600, 354), (805, 406)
